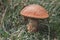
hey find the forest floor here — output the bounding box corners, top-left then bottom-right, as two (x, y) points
(0, 0), (60, 40)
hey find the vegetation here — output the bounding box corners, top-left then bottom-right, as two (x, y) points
(0, 0), (60, 40)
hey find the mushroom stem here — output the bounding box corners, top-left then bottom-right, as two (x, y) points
(27, 18), (38, 32)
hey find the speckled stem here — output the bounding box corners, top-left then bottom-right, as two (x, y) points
(27, 18), (38, 32)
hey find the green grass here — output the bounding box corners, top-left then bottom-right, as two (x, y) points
(0, 0), (60, 40)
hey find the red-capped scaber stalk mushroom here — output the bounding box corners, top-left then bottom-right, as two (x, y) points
(20, 4), (49, 32)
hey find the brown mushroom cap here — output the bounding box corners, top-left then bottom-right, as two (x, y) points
(20, 4), (49, 19)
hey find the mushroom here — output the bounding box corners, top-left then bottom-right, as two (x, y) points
(20, 4), (49, 32)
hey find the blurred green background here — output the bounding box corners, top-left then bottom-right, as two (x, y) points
(0, 0), (60, 40)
